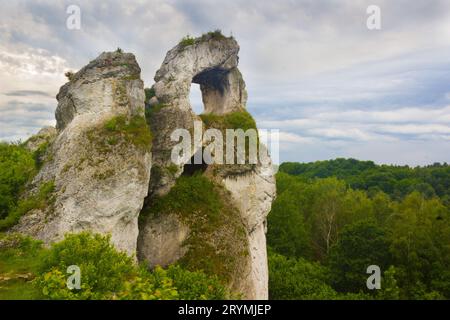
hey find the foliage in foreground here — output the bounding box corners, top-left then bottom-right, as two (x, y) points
(0, 232), (230, 300)
(268, 168), (450, 300)
(0, 142), (55, 231)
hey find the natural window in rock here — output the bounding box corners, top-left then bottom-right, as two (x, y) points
(189, 83), (203, 115)
(191, 67), (231, 115)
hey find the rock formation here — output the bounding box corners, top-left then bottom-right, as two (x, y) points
(138, 32), (276, 299)
(14, 51), (152, 255)
(12, 32), (275, 299)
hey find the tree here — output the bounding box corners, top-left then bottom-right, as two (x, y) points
(0, 143), (36, 219)
(328, 220), (391, 293)
(387, 192), (450, 298)
(268, 251), (338, 300)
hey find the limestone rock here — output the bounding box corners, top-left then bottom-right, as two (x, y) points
(222, 160), (276, 299)
(14, 51), (152, 255)
(137, 213), (189, 267)
(146, 33), (249, 199)
(24, 127), (57, 153)
(153, 33), (246, 113)
(139, 33), (275, 299)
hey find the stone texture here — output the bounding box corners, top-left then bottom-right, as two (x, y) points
(14, 51), (152, 255)
(137, 213), (189, 267)
(222, 159), (276, 300)
(152, 33), (246, 113)
(146, 33), (248, 199)
(24, 127), (57, 153)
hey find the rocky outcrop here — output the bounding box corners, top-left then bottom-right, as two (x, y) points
(12, 33), (275, 300)
(14, 51), (152, 255)
(152, 33), (246, 113)
(24, 127), (57, 153)
(138, 33), (276, 299)
(146, 33), (249, 199)
(221, 160), (276, 299)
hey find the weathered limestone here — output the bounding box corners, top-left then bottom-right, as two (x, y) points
(13, 34), (275, 299)
(24, 127), (57, 153)
(152, 33), (246, 113)
(14, 51), (152, 255)
(222, 160), (276, 299)
(138, 33), (276, 299)
(137, 213), (189, 267)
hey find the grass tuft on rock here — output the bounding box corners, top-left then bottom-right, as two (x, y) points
(102, 115), (152, 152)
(179, 35), (196, 48)
(200, 110), (257, 132)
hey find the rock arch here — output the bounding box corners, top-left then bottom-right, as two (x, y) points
(151, 33), (247, 115)
(140, 34), (276, 299)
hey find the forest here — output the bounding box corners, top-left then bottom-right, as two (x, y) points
(267, 159), (450, 299)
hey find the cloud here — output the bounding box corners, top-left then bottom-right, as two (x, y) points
(4, 90), (52, 97)
(0, 0), (450, 165)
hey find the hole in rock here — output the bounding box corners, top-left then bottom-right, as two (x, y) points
(182, 149), (208, 176)
(189, 83), (204, 115)
(190, 67), (230, 115)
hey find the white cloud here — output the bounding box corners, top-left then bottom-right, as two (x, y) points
(1, 0), (450, 165)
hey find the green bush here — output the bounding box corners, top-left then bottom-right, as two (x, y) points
(36, 232), (135, 299)
(33, 232), (231, 300)
(166, 265), (229, 300)
(0, 143), (36, 219)
(0, 180), (55, 231)
(102, 115), (152, 151)
(268, 251), (338, 300)
(179, 35), (195, 48)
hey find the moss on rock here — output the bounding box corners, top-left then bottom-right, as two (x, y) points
(140, 174), (249, 285)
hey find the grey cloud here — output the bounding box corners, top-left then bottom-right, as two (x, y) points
(1, 0), (450, 165)
(4, 90), (52, 97)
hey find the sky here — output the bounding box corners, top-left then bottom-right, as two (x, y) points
(0, 0), (450, 166)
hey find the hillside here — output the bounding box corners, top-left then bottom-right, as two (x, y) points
(268, 159), (450, 299)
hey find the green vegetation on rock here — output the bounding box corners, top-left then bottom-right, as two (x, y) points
(87, 114), (152, 153)
(179, 35), (195, 48)
(179, 30), (231, 50)
(145, 103), (167, 125)
(0, 142), (55, 231)
(200, 110), (257, 132)
(141, 174), (248, 284)
(144, 87), (156, 104)
(0, 180), (55, 231)
(200, 29), (230, 41)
